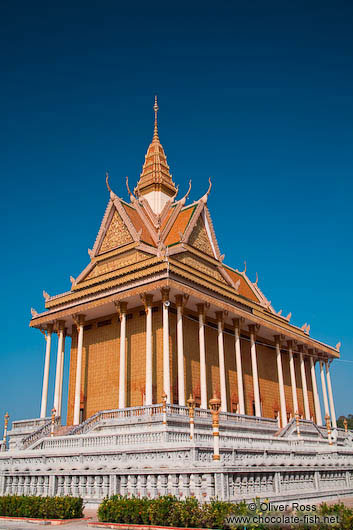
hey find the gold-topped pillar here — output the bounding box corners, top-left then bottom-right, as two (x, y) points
(233, 319), (245, 415)
(216, 312), (227, 412)
(197, 303), (207, 409)
(274, 335), (287, 428)
(73, 315), (85, 425)
(53, 320), (65, 417)
(249, 324), (261, 417)
(175, 295), (186, 406)
(209, 393), (221, 460)
(161, 288), (171, 403)
(40, 324), (53, 418)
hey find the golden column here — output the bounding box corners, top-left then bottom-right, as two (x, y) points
(209, 393), (221, 460)
(2, 412), (9, 451)
(187, 394), (196, 440)
(343, 418), (348, 434)
(325, 414), (333, 446)
(162, 391), (167, 425)
(50, 407), (56, 437)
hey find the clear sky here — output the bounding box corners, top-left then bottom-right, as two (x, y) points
(1, 0), (352, 432)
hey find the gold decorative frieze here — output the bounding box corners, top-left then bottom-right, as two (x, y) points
(188, 216), (214, 256)
(99, 210), (133, 254)
(174, 254), (226, 284)
(85, 251), (147, 281)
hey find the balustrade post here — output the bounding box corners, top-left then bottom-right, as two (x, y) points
(187, 394), (196, 440)
(209, 393), (221, 461)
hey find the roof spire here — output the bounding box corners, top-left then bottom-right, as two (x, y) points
(134, 97), (177, 212)
(153, 95), (159, 141)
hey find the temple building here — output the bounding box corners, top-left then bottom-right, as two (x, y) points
(1, 99), (351, 504)
(30, 97), (339, 430)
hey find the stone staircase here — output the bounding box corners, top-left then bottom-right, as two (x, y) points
(53, 425), (73, 437)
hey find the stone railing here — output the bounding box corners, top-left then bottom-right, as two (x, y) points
(20, 417), (61, 450)
(1, 467), (352, 502)
(68, 405), (164, 436)
(67, 404), (278, 437)
(11, 418), (50, 432)
(30, 424), (335, 452)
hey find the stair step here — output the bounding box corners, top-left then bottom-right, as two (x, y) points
(52, 425), (73, 437)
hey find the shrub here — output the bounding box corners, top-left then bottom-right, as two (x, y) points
(97, 495), (353, 529)
(0, 495), (83, 520)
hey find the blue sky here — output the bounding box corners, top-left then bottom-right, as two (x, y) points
(1, 0), (352, 431)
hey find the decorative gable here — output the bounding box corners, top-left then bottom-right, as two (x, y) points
(188, 215), (214, 256)
(98, 210), (133, 254)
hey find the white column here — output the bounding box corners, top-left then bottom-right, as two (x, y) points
(288, 341), (299, 415)
(310, 356), (322, 425)
(299, 352), (310, 420)
(249, 325), (261, 417)
(73, 315), (85, 425)
(118, 303), (127, 409)
(161, 288), (171, 403)
(325, 360), (337, 428)
(58, 332), (66, 417)
(275, 336), (287, 428)
(216, 312), (227, 413)
(320, 360), (330, 420)
(144, 295), (153, 406)
(197, 304), (207, 409)
(53, 321), (65, 415)
(233, 319), (245, 415)
(176, 295), (185, 407)
(40, 324), (53, 418)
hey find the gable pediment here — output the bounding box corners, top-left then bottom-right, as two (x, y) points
(188, 215), (214, 256)
(98, 208), (133, 255)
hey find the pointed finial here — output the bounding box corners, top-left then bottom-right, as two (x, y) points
(153, 95), (159, 141)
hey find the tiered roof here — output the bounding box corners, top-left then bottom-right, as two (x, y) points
(29, 99), (340, 358)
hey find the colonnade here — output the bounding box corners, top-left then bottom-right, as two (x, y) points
(39, 291), (337, 429)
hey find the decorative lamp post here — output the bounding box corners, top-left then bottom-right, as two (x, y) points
(51, 407), (56, 437)
(187, 394), (196, 440)
(2, 412), (9, 452)
(209, 393), (221, 461)
(343, 418), (348, 434)
(162, 391), (167, 425)
(294, 411), (301, 438)
(325, 414), (332, 446)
